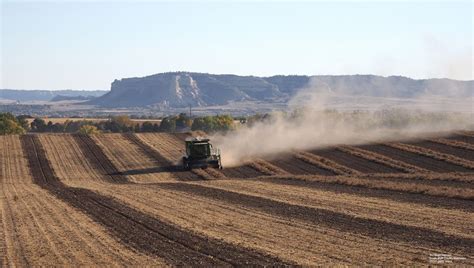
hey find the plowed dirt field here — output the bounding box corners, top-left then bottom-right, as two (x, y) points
(1, 132), (473, 266)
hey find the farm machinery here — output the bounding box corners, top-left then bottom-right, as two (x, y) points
(182, 138), (222, 170)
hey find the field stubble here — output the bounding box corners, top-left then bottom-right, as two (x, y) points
(1, 131), (473, 266)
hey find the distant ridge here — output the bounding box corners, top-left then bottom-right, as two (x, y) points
(87, 72), (473, 108)
(0, 89), (107, 102)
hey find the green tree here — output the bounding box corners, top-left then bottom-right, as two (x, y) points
(0, 113), (26, 135)
(134, 124), (141, 133)
(16, 115), (30, 131)
(191, 115), (234, 133)
(191, 117), (207, 131)
(78, 125), (100, 135)
(159, 117), (176, 132)
(31, 118), (47, 132)
(176, 113), (192, 130)
(141, 121), (154, 132)
(214, 115), (234, 131)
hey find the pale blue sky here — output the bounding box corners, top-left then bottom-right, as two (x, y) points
(1, 1), (472, 90)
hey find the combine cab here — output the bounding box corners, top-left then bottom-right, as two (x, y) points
(182, 138), (222, 170)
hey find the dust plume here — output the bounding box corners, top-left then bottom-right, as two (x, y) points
(213, 77), (473, 167)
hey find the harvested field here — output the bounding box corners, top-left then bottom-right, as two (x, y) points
(1, 132), (473, 266)
(359, 143), (473, 173)
(387, 143), (474, 171)
(22, 135), (288, 266)
(410, 140), (474, 161)
(0, 135), (159, 266)
(446, 133), (474, 144)
(268, 154), (336, 175)
(310, 147), (400, 173)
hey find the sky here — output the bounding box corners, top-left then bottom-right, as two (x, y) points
(1, 0), (472, 90)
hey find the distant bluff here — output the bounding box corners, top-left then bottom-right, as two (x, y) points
(87, 72), (473, 108)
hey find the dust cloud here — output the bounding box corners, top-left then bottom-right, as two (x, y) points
(213, 77), (473, 167)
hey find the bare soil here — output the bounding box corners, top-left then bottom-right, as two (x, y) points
(2, 132), (473, 266)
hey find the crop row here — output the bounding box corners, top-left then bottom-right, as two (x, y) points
(263, 174), (473, 201)
(430, 138), (474, 151)
(20, 135), (290, 266)
(388, 143), (474, 170)
(337, 146), (429, 173)
(294, 151), (361, 175)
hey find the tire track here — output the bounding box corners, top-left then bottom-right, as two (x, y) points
(21, 135), (293, 266)
(159, 182), (474, 256)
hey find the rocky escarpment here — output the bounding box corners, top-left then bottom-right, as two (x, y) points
(87, 72), (472, 108)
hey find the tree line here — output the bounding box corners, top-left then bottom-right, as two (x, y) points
(0, 112), (234, 135)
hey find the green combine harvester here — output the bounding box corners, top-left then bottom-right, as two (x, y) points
(182, 138), (222, 170)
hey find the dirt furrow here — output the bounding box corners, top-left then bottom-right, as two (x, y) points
(25, 135), (291, 266)
(360, 172), (474, 184)
(0, 137), (28, 266)
(45, 133), (437, 265)
(310, 147), (400, 174)
(2, 135), (64, 265)
(361, 144), (472, 172)
(445, 133), (474, 144)
(413, 140), (474, 161)
(267, 154), (336, 175)
(39, 135), (106, 183)
(9, 179), (69, 264)
(0, 140), (6, 265)
(256, 175), (474, 211)
(16, 182), (131, 265)
(389, 143), (474, 171)
(159, 182), (474, 256)
(431, 138), (474, 151)
(339, 145), (428, 173)
(121, 133), (199, 181)
(295, 151), (360, 175)
(197, 179), (474, 240)
(72, 134), (128, 183)
(2, 135), (155, 266)
(248, 159), (290, 175)
(267, 174), (473, 200)
(139, 133), (187, 160)
(220, 165), (264, 178)
(74, 180), (445, 266)
(457, 131), (474, 138)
